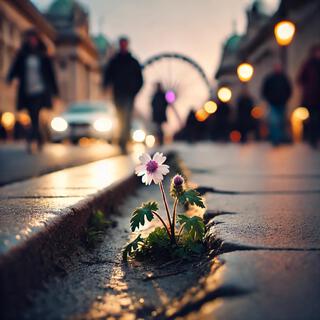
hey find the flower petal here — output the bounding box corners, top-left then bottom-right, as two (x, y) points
(139, 153), (151, 165)
(153, 152), (167, 165)
(135, 164), (146, 175)
(152, 171), (164, 184)
(141, 173), (147, 184)
(145, 174), (153, 185)
(158, 164), (169, 175)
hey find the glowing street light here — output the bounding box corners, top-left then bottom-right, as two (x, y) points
(217, 87), (232, 103)
(274, 20), (296, 46)
(237, 63), (254, 82)
(292, 107), (309, 121)
(274, 19), (295, 72)
(204, 101), (218, 114)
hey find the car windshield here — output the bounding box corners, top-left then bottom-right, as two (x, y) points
(67, 103), (108, 114)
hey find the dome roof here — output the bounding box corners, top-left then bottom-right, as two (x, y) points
(92, 34), (110, 54)
(224, 34), (242, 53)
(47, 0), (74, 17)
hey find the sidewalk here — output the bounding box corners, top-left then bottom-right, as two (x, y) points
(168, 142), (320, 320)
(0, 153), (138, 318)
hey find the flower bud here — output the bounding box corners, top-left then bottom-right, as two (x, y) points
(170, 174), (185, 197)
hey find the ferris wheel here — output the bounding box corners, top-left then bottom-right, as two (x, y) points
(135, 52), (211, 134)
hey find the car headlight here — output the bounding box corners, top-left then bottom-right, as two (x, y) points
(51, 117), (68, 132)
(132, 129), (146, 143)
(93, 118), (112, 132)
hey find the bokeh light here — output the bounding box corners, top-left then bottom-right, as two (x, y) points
(51, 117), (68, 132)
(1, 112), (15, 130)
(165, 90), (176, 104)
(204, 101), (218, 114)
(217, 87), (232, 103)
(132, 129), (146, 142)
(18, 112), (31, 126)
(93, 118), (112, 132)
(145, 134), (156, 148)
(195, 108), (209, 122)
(230, 130), (241, 143)
(274, 20), (296, 46)
(237, 63), (254, 82)
(251, 106), (264, 119)
(292, 107), (309, 121)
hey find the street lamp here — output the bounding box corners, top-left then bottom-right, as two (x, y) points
(237, 63), (254, 82)
(274, 20), (295, 46)
(274, 20), (296, 71)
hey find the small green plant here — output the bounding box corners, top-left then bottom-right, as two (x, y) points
(85, 210), (114, 247)
(123, 152), (206, 261)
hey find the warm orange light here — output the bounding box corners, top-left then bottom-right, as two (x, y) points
(1, 112), (15, 130)
(195, 109), (209, 122)
(18, 112), (31, 126)
(237, 63), (254, 82)
(217, 87), (232, 103)
(204, 101), (218, 114)
(292, 107), (309, 121)
(251, 106), (264, 119)
(274, 20), (295, 46)
(230, 130), (241, 143)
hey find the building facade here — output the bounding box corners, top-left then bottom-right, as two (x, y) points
(215, 0), (320, 137)
(0, 0), (108, 118)
(0, 0), (56, 113)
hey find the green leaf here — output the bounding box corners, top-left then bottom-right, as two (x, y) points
(146, 227), (171, 249)
(122, 234), (144, 261)
(178, 189), (205, 208)
(177, 215), (205, 241)
(130, 201), (158, 231)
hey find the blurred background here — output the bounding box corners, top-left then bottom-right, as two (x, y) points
(0, 0), (319, 146)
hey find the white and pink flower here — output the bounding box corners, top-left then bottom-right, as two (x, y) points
(135, 152), (169, 185)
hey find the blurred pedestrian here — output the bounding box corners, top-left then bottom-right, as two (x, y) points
(236, 86), (254, 143)
(0, 112), (8, 140)
(151, 82), (168, 145)
(6, 29), (59, 153)
(297, 44), (320, 148)
(103, 36), (143, 153)
(261, 63), (292, 146)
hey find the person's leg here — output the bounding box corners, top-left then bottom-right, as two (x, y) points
(114, 96), (133, 153)
(268, 105), (279, 145)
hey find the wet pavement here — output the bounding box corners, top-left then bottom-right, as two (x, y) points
(171, 142), (320, 320)
(0, 142), (119, 186)
(3, 142), (320, 319)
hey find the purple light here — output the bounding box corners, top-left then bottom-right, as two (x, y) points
(165, 90), (176, 104)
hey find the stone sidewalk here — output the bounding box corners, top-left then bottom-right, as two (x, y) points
(170, 142), (320, 320)
(0, 153), (139, 318)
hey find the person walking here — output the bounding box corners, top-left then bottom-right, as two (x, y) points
(261, 63), (292, 146)
(297, 44), (320, 148)
(103, 36), (143, 153)
(6, 29), (59, 153)
(151, 82), (168, 145)
(236, 86), (254, 143)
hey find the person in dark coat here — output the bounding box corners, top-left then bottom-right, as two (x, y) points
(151, 82), (168, 145)
(6, 29), (58, 153)
(261, 64), (292, 146)
(297, 44), (320, 148)
(236, 86), (254, 143)
(103, 36), (143, 153)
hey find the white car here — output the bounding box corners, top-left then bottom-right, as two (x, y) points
(50, 101), (118, 143)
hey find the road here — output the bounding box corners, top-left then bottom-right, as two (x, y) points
(0, 142), (120, 186)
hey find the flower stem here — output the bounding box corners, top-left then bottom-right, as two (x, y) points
(177, 223), (186, 243)
(152, 210), (171, 239)
(172, 198), (178, 237)
(159, 182), (175, 244)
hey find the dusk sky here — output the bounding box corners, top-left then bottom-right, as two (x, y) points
(33, 0), (279, 80)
